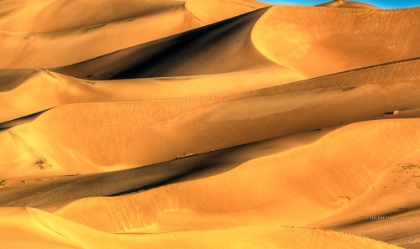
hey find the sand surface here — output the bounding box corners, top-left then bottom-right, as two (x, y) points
(1, 0), (419, 248)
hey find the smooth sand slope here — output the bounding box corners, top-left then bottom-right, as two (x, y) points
(0, 68), (305, 123)
(1, 58), (419, 180)
(50, 8), (282, 79)
(0, 0), (266, 68)
(0, 57), (420, 178)
(0, 207), (402, 249)
(252, 5), (420, 77)
(0, 0), (266, 33)
(0, 127), (336, 209)
(50, 119), (420, 234)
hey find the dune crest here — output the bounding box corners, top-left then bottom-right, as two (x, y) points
(317, 0), (381, 9)
(252, 6), (420, 77)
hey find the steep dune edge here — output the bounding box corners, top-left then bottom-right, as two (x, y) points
(0, 207), (402, 249)
(0, 0), (267, 69)
(1, 58), (419, 179)
(51, 119), (420, 235)
(0, 0), (267, 33)
(50, 8), (284, 79)
(252, 6), (420, 77)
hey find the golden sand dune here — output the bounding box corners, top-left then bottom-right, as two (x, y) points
(0, 0), (265, 69)
(0, 68), (305, 123)
(0, 208), (402, 249)
(0, 0), (196, 32)
(317, 0), (381, 9)
(252, 5), (420, 77)
(1, 57), (419, 179)
(0, 127), (335, 209)
(49, 119), (420, 234)
(50, 8), (282, 79)
(0, 8), (201, 68)
(1, 0), (420, 248)
(0, 0), (266, 33)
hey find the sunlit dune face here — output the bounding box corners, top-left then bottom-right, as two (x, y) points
(252, 5), (420, 77)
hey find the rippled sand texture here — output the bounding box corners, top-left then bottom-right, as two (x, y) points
(1, 0), (420, 248)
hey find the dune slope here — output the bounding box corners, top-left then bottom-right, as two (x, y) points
(0, 0), (267, 69)
(0, 68), (305, 123)
(51, 8), (282, 79)
(0, 207), (402, 249)
(1, 1), (420, 249)
(1, 58), (419, 179)
(316, 0), (381, 9)
(252, 6), (420, 77)
(49, 119), (420, 234)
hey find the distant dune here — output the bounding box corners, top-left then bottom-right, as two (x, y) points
(1, 0), (419, 248)
(317, 0), (381, 9)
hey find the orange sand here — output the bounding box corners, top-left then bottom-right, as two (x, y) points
(1, 0), (419, 248)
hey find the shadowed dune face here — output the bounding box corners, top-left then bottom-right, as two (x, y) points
(0, 0), (266, 69)
(252, 6), (420, 77)
(50, 8), (283, 79)
(1, 1), (420, 249)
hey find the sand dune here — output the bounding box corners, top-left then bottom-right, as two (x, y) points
(0, 68), (305, 123)
(252, 5), (420, 77)
(1, 1), (419, 248)
(0, 0), (266, 69)
(317, 0), (381, 9)
(0, 207), (402, 249)
(0, 0), (195, 32)
(1, 57), (419, 179)
(0, 127), (334, 208)
(50, 8), (282, 79)
(49, 119), (420, 233)
(0, 5), (201, 68)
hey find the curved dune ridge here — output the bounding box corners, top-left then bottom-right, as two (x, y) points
(252, 5), (420, 77)
(1, 0), (420, 248)
(316, 0), (381, 9)
(0, 0), (266, 69)
(50, 8), (284, 79)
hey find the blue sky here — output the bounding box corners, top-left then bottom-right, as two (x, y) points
(258, 0), (420, 9)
